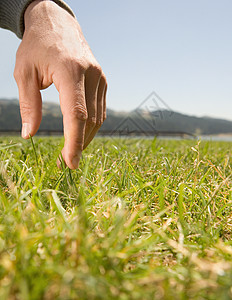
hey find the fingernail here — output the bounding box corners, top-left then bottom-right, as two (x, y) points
(71, 151), (82, 169)
(22, 123), (31, 139)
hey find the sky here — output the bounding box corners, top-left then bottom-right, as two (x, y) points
(1, 0), (232, 120)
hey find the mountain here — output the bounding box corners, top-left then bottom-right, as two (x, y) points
(0, 98), (63, 132)
(102, 108), (232, 136)
(0, 98), (232, 136)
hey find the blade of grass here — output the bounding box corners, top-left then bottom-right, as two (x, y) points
(29, 134), (38, 167)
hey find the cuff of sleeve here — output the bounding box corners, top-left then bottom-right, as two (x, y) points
(0, 0), (76, 39)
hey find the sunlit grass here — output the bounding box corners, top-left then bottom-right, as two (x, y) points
(0, 137), (231, 299)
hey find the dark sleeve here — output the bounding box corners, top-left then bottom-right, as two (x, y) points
(0, 0), (75, 39)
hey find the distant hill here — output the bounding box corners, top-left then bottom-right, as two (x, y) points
(0, 98), (232, 136)
(0, 98), (63, 132)
(102, 108), (232, 136)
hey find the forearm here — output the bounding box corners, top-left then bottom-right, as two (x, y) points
(0, 0), (75, 38)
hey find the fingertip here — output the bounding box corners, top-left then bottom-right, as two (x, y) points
(67, 150), (82, 169)
(70, 155), (81, 170)
(21, 123), (31, 139)
(58, 148), (82, 170)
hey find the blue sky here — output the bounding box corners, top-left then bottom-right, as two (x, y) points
(0, 0), (232, 120)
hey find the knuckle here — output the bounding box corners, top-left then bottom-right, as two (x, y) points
(72, 59), (86, 74)
(96, 118), (104, 128)
(14, 64), (30, 83)
(61, 57), (86, 76)
(86, 116), (97, 128)
(87, 64), (102, 78)
(70, 104), (88, 121)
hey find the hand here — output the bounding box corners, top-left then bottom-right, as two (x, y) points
(14, 0), (107, 169)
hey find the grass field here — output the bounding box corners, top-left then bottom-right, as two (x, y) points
(0, 137), (231, 300)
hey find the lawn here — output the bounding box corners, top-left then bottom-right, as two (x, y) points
(0, 137), (231, 300)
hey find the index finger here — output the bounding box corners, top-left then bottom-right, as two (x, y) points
(55, 72), (87, 169)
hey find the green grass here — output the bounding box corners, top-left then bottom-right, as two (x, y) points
(0, 137), (231, 300)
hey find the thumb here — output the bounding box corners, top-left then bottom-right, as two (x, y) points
(14, 68), (42, 139)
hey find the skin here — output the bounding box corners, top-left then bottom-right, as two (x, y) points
(14, 0), (107, 169)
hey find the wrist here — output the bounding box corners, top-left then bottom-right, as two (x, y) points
(24, 0), (75, 27)
(25, 0), (53, 20)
